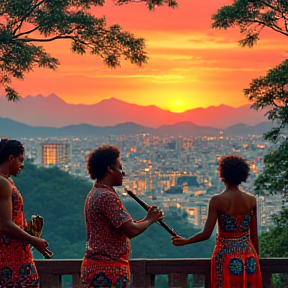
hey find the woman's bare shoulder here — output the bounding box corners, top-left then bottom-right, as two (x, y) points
(0, 176), (13, 196)
(242, 190), (257, 205)
(242, 190), (256, 197)
(209, 193), (227, 207)
(210, 193), (223, 201)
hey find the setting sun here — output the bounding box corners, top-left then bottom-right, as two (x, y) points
(168, 99), (187, 113)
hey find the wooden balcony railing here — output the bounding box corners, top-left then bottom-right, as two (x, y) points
(35, 258), (288, 288)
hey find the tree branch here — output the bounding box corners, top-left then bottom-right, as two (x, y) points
(285, 20), (288, 33)
(19, 35), (95, 50)
(13, 0), (46, 35)
(14, 26), (40, 39)
(259, 0), (283, 14)
(252, 19), (288, 36)
(20, 35), (77, 42)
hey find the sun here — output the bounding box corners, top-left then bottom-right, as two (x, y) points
(168, 99), (186, 113)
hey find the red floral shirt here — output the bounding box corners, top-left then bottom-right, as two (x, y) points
(84, 184), (132, 262)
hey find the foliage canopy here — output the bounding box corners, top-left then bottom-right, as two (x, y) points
(212, 0), (288, 47)
(0, 0), (177, 101)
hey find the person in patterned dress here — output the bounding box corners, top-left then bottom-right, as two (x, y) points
(0, 139), (50, 288)
(172, 155), (263, 288)
(81, 145), (163, 288)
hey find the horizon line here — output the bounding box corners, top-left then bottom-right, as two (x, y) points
(0, 116), (270, 130)
(0, 93), (251, 113)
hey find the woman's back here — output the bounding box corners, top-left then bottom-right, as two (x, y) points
(172, 155), (263, 288)
(217, 188), (255, 216)
(216, 189), (255, 235)
(211, 189), (262, 288)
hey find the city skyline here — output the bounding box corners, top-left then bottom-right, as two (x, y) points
(6, 0), (287, 112)
(19, 132), (278, 233)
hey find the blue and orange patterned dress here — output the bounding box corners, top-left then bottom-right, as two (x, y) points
(211, 211), (262, 288)
(81, 184), (132, 288)
(0, 177), (39, 288)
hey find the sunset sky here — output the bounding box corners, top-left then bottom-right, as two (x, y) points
(9, 0), (288, 112)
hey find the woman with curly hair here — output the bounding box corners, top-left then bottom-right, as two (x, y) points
(81, 145), (163, 288)
(172, 155), (262, 288)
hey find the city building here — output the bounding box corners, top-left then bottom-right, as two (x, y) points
(38, 141), (71, 168)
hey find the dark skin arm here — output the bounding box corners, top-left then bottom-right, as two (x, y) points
(133, 210), (164, 223)
(121, 206), (162, 239)
(133, 217), (146, 223)
(249, 200), (259, 255)
(172, 196), (218, 246)
(0, 178), (49, 255)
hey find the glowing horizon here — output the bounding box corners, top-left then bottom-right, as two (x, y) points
(17, 93), (252, 112)
(4, 0), (287, 112)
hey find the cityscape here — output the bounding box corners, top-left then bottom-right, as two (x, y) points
(21, 132), (282, 235)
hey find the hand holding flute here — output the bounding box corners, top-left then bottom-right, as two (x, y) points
(125, 188), (177, 236)
(146, 205), (164, 223)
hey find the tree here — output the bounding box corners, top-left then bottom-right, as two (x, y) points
(211, 0), (288, 47)
(0, 0), (177, 101)
(212, 0), (288, 213)
(259, 226), (288, 287)
(244, 61), (288, 214)
(213, 4), (288, 285)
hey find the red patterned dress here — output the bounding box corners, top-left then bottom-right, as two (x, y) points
(0, 177), (39, 288)
(81, 184), (133, 288)
(211, 211), (262, 288)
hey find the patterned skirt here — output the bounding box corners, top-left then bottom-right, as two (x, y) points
(211, 234), (262, 288)
(81, 259), (130, 288)
(0, 260), (39, 288)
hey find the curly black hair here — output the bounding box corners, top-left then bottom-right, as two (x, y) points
(0, 138), (25, 165)
(86, 145), (120, 180)
(218, 155), (250, 185)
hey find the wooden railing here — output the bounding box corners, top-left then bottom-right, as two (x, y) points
(35, 258), (288, 288)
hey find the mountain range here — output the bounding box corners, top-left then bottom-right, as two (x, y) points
(0, 94), (269, 128)
(0, 117), (275, 138)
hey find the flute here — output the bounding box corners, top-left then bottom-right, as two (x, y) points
(125, 188), (177, 236)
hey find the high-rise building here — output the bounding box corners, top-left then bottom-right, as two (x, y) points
(38, 141), (71, 168)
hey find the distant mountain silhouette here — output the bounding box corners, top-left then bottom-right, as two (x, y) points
(0, 94), (268, 128)
(156, 122), (219, 137)
(0, 118), (274, 138)
(224, 122), (276, 136)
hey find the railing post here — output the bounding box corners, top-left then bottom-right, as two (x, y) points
(168, 273), (188, 288)
(72, 273), (83, 288)
(40, 274), (61, 288)
(131, 260), (155, 288)
(262, 272), (272, 288)
(193, 275), (204, 288)
(204, 272), (211, 288)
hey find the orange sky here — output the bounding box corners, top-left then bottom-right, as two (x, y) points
(9, 0), (288, 112)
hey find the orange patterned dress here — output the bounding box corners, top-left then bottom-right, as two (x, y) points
(211, 211), (262, 288)
(0, 177), (39, 288)
(81, 184), (132, 288)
